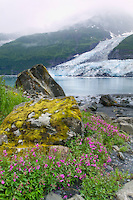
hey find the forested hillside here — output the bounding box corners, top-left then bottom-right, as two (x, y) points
(0, 27), (110, 74)
(108, 34), (133, 59)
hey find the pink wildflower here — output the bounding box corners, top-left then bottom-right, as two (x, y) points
(60, 174), (65, 178)
(36, 165), (40, 170)
(35, 143), (39, 147)
(44, 164), (48, 168)
(1, 180), (5, 184)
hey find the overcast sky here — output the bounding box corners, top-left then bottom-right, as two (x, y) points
(0, 0), (133, 34)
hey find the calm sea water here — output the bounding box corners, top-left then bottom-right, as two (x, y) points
(1, 75), (133, 96)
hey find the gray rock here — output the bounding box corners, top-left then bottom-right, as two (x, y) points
(95, 112), (112, 123)
(16, 64), (65, 98)
(116, 180), (133, 200)
(13, 129), (21, 137)
(68, 194), (85, 200)
(117, 117), (133, 134)
(112, 145), (120, 152)
(117, 117), (133, 124)
(0, 134), (8, 145)
(89, 102), (97, 111)
(48, 145), (70, 159)
(100, 94), (118, 107)
(117, 152), (125, 161)
(120, 122), (133, 135)
(79, 102), (97, 112)
(105, 165), (114, 171)
(79, 104), (91, 111)
(46, 192), (63, 200)
(28, 113), (51, 128)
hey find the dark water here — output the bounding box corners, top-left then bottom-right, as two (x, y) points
(1, 75), (133, 96)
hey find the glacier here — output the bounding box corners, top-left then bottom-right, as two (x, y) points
(49, 33), (133, 77)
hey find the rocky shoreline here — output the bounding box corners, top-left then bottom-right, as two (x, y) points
(74, 94), (133, 118)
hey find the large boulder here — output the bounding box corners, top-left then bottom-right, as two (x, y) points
(0, 96), (83, 149)
(16, 64), (65, 98)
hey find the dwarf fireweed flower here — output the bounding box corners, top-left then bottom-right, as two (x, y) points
(60, 174), (65, 178)
(3, 150), (7, 157)
(1, 180), (5, 184)
(36, 165), (40, 170)
(44, 164), (48, 168)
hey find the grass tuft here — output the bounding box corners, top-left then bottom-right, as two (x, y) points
(0, 76), (29, 124)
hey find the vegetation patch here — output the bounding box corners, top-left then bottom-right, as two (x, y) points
(0, 77), (131, 200)
(0, 77), (29, 125)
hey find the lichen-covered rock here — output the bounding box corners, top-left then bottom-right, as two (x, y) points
(16, 64), (65, 98)
(0, 96), (83, 149)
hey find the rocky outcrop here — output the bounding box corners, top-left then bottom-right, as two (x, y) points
(116, 180), (133, 200)
(108, 48), (133, 60)
(0, 96), (83, 149)
(80, 102), (97, 112)
(16, 64), (65, 98)
(45, 192), (84, 200)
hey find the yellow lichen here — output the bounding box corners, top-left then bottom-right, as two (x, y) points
(0, 96), (82, 151)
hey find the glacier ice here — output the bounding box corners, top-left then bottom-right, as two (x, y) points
(49, 33), (133, 77)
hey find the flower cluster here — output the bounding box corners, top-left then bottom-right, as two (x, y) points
(0, 136), (112, 200)
(84, 114), (129, 147)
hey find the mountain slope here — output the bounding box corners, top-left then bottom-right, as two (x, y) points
(0, 33), (20, 46)
(0, 27), (110, 74)
(108, 34), (133, 59)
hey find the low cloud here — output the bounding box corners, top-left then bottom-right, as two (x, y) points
(0, 0), (132, 34)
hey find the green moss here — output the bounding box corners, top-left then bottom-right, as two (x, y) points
(0, 96), (81, 150)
